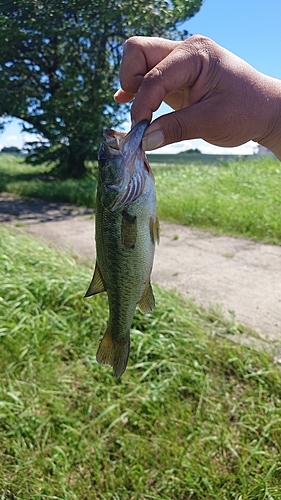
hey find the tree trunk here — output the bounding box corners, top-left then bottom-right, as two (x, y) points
(66, 144), (87, 178)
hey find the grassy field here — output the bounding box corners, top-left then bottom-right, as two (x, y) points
(1, 225), (281, 499)
(0, 153), (280, 244)
(153, 156), (281, 244)
(147, 152), (245, 165)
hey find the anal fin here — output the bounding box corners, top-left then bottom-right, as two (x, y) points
(138, 282), (155, 313)
(84, 262), (106, 297)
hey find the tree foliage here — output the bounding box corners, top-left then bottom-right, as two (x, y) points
(0, 0), (203, 177)
(178, 148), (202, 154)
(1, 146), (21, 154)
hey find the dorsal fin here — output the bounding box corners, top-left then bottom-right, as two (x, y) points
(84, 262), (106, 297)
(138, 282), (155, 313)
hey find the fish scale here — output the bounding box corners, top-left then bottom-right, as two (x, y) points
(85, 121), (159, 378)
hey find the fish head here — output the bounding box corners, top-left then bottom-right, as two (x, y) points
(98, 120), (153, 210)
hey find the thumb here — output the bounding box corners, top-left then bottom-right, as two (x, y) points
(142, 104), (210, 151)
(142, 100), (224, 151)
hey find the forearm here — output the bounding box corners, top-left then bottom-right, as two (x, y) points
(255, 76), (281, 159)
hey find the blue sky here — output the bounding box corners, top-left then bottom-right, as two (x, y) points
(153, 0), (281, 154)
(1, 0), (281, 154)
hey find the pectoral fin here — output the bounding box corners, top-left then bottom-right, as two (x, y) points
(121, 210), (137, 249)
(150, 216), (160, 245)
(84, 262), (106, 297)
(138, 282), (155, 313)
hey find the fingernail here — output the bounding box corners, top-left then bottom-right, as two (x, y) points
(142, 130), (164, 151)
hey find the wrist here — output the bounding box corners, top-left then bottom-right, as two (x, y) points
(258, 131), (281, 161)
(255, 76), (281, 160)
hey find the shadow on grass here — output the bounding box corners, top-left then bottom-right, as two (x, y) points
(0, 158), (97, 212)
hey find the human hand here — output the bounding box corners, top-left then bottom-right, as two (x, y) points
(114, 36), (281, 159)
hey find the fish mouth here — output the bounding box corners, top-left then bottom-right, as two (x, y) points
(102, 121), (151, 210)
(119, 120), (150, 161)
(103, 120), (149, 158)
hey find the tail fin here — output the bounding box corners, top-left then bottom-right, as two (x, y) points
(96, 327), (130, 379)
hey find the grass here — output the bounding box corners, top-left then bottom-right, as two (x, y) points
(1, 225), (281, 499)
(0, 154), (97, 207)
(153, 156), (281, 244)
(147, 152), (243, 165)
(0, 153), (281, 244)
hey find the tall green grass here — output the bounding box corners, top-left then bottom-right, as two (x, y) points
(1, 154), (281, 243)
(1, 226), (281, 499)
(154, 156), (281, 243)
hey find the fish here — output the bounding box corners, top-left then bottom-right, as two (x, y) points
(85, 120), (159, 379)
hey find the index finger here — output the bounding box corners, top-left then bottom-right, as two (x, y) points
(119, 36), (180, 96)
(130, 41), (202, 124)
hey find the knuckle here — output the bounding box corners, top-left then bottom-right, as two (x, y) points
(183, 34), (214, 54)
(140, 66), (167, 102)
(123, 36), (143, 52)
(146, 66), (163, 80)
(186, 34), (211, 45)
(165, 114), (188, 144)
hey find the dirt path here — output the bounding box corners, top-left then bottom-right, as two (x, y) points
(1, 192), (280, 343)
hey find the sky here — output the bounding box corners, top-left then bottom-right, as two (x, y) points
(1, 0), (281, 155)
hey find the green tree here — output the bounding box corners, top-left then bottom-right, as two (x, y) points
(1, 146), (21, 154)
(178, 148), (202, 154)
(0, 0), (203, 177)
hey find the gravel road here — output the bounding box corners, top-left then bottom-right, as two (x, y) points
(1, 192), (280, 343)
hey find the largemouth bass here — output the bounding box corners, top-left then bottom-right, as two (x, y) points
(85, 120), (159, 378)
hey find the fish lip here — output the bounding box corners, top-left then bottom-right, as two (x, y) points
(102, 120), (149, 161)
(121, 120), (150, 154)
(120, 120), (150, 174)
